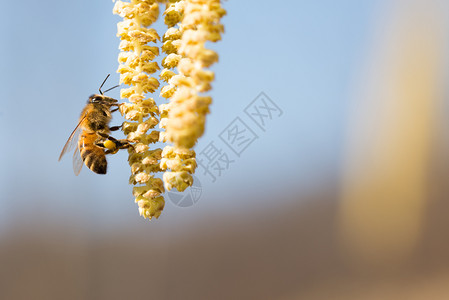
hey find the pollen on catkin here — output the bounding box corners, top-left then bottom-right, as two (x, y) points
(159, 0), (226, 192)
(164, 0), (225, 149)
(114, 0), (165, 220)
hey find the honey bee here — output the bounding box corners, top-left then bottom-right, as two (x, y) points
(59, 75), (131, 175)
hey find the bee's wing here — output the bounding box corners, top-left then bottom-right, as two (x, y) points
(72, 146), (84, 176)
(58, 113), (86, 161)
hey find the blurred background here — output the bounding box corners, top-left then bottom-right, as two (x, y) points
(2, 0), (449, 299)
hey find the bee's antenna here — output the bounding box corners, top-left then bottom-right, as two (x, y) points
(103, 84), (120, 94)
(99, 74), (110, 95)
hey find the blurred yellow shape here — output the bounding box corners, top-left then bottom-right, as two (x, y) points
(339, 0), (446, 267)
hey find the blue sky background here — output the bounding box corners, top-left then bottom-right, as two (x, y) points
(1, 0), (385, 232)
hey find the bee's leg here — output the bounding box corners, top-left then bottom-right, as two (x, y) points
(117, 139), (134, 150)
(103, 140), (134, 155)
(104, 148), (119, 155)
(110, 103), (123, 113)
(96, 133), (134, 152)
(94, 139), (107, 148)
(94, 133), (113, 148)
(109, 124), (123, 131)
(98, 133), (118, 142)
(95, 139), (118, 154)
(109, 136), (134, 150)
(97, 132), (112, 140)
(98, 133), (128, 145)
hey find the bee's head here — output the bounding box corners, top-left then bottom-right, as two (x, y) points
(88, 94), (118, 105)
(87, 74), (120, 105)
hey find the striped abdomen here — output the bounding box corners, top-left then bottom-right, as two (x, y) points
(78, 132), (107, 174)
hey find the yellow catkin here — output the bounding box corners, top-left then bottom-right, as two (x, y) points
(114, 0), (165, 220)
(159, 0), (226, 192)
(113, 0), (225, 217)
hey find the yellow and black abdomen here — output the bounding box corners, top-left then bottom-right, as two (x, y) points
(78, 132), (107, 174)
